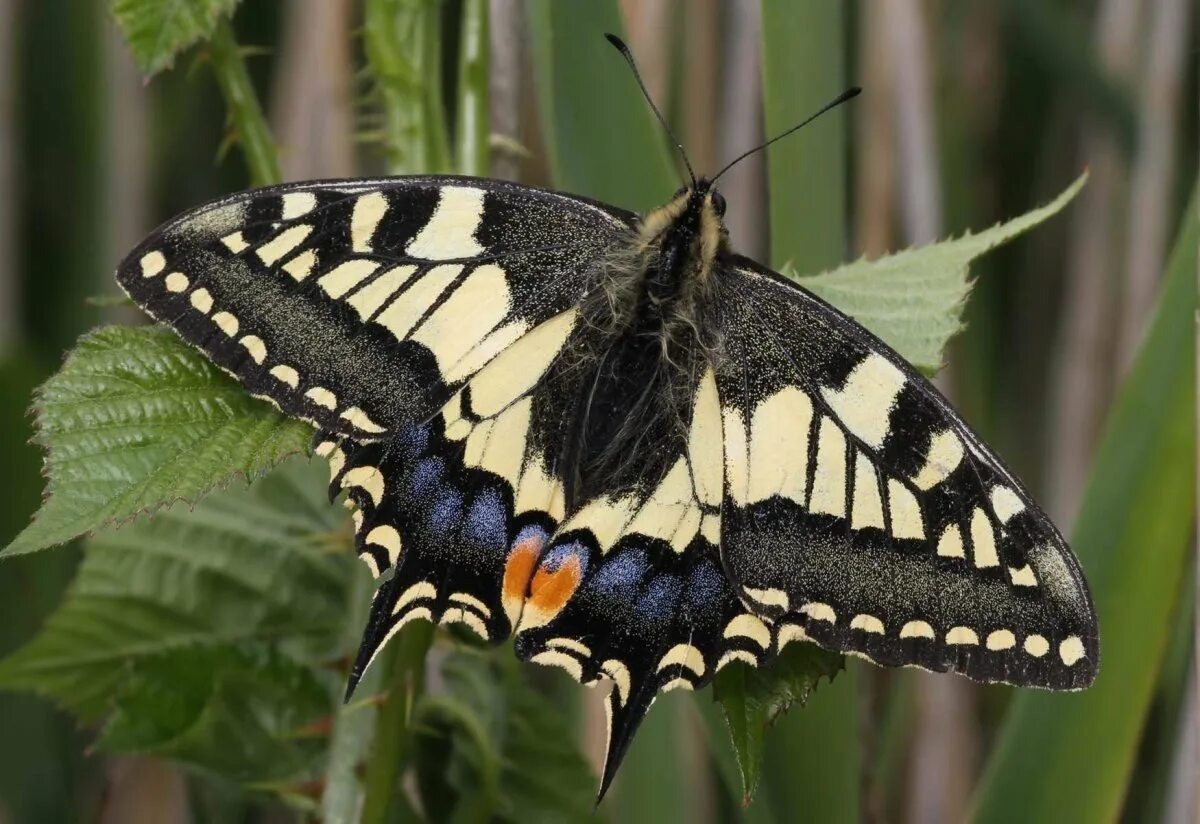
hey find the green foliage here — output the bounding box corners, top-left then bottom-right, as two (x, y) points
(0, 459), (350, 789)
(3, 326), (312, 557)
(97, 645), (331, 784)
(363, 0), (453, 175)
(712, 644), (844, 804)
(971, 188), (1198, 823)
(0, 459), (347, 714)
(412, 652), (597, 822)
(112, 0), (242, 75)
(526, 0), (676, 212)
(800, 174), (1087, 375)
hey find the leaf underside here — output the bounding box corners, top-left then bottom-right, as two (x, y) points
(799, 173), (1087, 375)
(3, 325), (312, 557)
(713, 643), (845, 804)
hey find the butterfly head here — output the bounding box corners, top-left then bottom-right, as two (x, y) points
(637, 181), (731, 283)
(683, 179), (727, 218)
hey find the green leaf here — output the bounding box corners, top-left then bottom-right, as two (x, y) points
(713, 643), (844, 805)
(98, 643), (331, 785)
(970, 187), (1197, 822)
(526, 0), (677, 211)
(112, 0), (242, 76)
(760, 1), (850, 276)
(798, 173), (1088, 376)
(0, 458), (349, 720)
(4, 326), (312, 557)
(413, 651), (597, 823)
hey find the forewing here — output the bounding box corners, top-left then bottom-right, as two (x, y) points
(116, 176), (630, 437)
(512, 367), (776, 797)
(716, 258), (1098, 689)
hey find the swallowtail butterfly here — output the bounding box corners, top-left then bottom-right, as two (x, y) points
(115, 35), (1097, 797)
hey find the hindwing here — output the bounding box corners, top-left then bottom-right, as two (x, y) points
(329, 309), (586, 689)
(512, 367), (774, 794)
(116, 176), (631, 438)
(714, 259), (1098, 689)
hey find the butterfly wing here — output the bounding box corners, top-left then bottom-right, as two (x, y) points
(715, 258), (1098, 689)
(116, 176), (632, 438)
(513, 367), (776, 796)
(331, 308), (587, 691)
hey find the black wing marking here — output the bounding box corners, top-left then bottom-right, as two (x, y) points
(715, 258), (1098, 689)
(116, 175), (632, 439)
(512, 367), (774, 797)
(332, 309), (586, 692)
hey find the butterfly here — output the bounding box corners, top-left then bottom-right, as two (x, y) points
(114, 35), (1097, 799)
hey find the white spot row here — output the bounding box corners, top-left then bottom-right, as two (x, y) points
(795, 601), (1084, 665)
(139, 248), (392, 437)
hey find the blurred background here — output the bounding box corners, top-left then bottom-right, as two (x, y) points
(0, 1), (1195, 822)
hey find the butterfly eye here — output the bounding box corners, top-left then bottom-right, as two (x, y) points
(673, 186), (688, 199)
(711, 190), (727, 217)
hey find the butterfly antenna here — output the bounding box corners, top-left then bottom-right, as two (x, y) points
(710, 86), (862, 184)
(604, 33), (697, 188)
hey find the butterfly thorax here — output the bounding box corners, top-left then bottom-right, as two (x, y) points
(563, 185), (729, 507)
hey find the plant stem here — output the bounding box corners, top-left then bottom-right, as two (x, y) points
(455, 0), (489, 177)
(364, 0), (451, 175)
(360, 623), (435, 824)
(208, 18), (281, 187)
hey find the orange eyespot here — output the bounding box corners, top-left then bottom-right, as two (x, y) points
(502, 531), (545, 626)
(515, 539), (591, 631)
(529, 556), (583, 616)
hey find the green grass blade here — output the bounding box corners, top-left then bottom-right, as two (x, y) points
(756, 4), (859, 822)
(760, 1), (850, 276)
(970, 187), (1198, 822)
(525, 0), (676, 210)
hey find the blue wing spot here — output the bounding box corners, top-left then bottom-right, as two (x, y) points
(685, 560), (724, 608)
(428, 487), (464, 535)
(540, 540), (590, 577)
(395, 424), (429, 458)
(512, 523), (550, 552)
(588, 550), (647, 597)
(636, 575), (682, 625)
(409, 456), (444, 497)
(465, 487), (507, 549)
